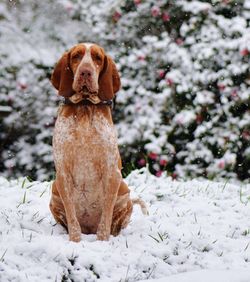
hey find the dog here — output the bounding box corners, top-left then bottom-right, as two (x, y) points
(49, 43), (147, 242)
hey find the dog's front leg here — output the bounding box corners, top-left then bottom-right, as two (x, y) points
(97, 171), (121, 241)
(56, 174), (81, 242)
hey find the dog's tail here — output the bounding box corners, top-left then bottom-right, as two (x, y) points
(132, 198), (149, 215)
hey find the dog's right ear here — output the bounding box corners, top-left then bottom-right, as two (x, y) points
(51, 51), (74, 97)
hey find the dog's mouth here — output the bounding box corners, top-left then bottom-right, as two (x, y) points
(79, 86), (96, 95)
(70, 86), (100, 104)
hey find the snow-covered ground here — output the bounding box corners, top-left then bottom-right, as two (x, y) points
(0, 168), (250, 282)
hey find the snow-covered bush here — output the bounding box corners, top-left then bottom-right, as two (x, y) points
(0, 0), (249, 181)
(74, 0), (250, 180)
(0, 0), (88, 180)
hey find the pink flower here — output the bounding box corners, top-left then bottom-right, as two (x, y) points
(113, 11), (121, 22)
(65, 3), (73, 12)
(242, 130), (250, 140)
(162, 12), (170, 22)
(240, 48), (249, 56)
(17, 82), (27, 90)
(166, 78), (173, 86)
(149, 152), (158, 160)
(138, 158), (146, 166)
(134, 0), (141, 5)
(151, 6), (160, 17)
(135, 104), (141, 111)
(172, 172), (178, 180)
(218, 160), (225, 169)
(196, 114), (203, 124)
(217, 83), (225, 91)
(7, 165), (13, 173)
(156, 170), (163, 177)
(176, 117), (184, 125)
(157, 69), (165, 79)
(176, 38), (184, 45)
(231, 89), (238, 98)
(159, 159), (167, 166)
(138, 55), (146, 61)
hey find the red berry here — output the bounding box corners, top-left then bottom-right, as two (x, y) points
(172, 172), (178, 180)
(240, 48), (249, 56)
(156, 170), (163, 177)
(162, 12), (170, 22)
(157, 69), (165, 79)
(159, 159), (167, 166)
(138, 159), (146, 166)
(149, 152), (158, 160)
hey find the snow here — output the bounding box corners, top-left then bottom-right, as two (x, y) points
(144, 269), (250, 282)
(1, 169), (250, 281)
(174, 110), (196, 126)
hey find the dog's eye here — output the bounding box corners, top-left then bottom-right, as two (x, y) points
(72, 53), (83, 61)
(94, 54), (102, 62)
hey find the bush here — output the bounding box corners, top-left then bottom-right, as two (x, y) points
(0, 0), (249, 181)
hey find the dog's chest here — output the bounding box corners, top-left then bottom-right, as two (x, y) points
(53, 106), (119, 179)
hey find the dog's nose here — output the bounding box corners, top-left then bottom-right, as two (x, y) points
(81, 69), (92, 78)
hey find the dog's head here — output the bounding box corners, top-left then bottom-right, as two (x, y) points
(51, 43), (120, 103)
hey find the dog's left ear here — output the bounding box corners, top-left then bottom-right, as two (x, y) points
(98, 55), (121, 101)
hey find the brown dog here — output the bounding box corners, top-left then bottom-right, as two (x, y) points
(49, 43), (147, 242)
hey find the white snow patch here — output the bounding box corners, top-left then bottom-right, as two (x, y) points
(144, 269), (250, 282)
(0, 169), (250, 281)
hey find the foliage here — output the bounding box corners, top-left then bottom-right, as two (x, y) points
(75, 0), (250, 180)
(0, 0), (249, 181)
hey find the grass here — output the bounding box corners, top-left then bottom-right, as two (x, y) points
(244, 242), (250, 252)
(221, 179), (229, 192)
(239, 187), (250, 205)
(149, 231), (169, 243)
(21, 176), (34, 189)
(242, 229), (250, 236)
(0, 249), (7, 262)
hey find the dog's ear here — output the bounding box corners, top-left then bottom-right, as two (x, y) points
(51, 51), (74, 97)
(98, 55), (121, 101)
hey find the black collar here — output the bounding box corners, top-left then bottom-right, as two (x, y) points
(63, 98), (113, 108)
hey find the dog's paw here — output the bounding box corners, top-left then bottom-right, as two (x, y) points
(69, 232), (81, 242)
(97, 233), (110, 241)
(96, 227), (110, 241)
(69, 224), (82, 242)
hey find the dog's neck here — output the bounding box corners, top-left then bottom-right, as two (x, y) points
(63, 97), (113, 108)
(59, 98), (114, 124)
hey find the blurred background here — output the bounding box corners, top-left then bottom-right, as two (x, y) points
(0, 0), (249, 181)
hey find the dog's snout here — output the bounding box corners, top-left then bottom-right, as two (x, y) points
(80, 69), (92, 78)
(73, 60), (99, 94)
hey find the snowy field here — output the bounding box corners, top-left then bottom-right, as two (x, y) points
(0, 168), (250, 282)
